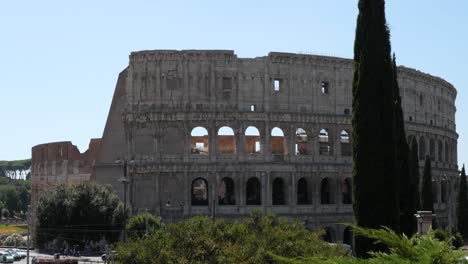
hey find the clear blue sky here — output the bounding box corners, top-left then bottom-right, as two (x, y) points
(1, 1), (467, 169)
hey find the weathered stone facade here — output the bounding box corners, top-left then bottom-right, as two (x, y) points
(31, 139), (101, 229)
(33, 50), (458, 244)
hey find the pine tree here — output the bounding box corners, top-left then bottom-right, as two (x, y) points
(457, 166), (468, 239)
(421, 155), (434, 212)
(352, 0), (399, 257)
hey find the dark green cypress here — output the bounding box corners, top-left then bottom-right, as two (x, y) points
(406, 138), (421, 235)
(457, 166), (468, 238)
(352, 0), (399, 257)
(393, 55), (412, 237)
(421, 155), (434, 212)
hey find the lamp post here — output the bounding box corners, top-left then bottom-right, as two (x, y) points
(115, 159), (131, 242)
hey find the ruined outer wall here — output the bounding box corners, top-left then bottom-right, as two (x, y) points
(94, 50), (458, 242)
(31, 139), (101, 230)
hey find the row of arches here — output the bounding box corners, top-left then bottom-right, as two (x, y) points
(191, 126), (352, 156)
(191, 176), (353, 206)
(409, 135), (456, 164)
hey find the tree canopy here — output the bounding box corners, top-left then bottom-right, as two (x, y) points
(35, 183), (123, 249)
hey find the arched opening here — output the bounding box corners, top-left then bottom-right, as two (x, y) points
(191, 178), (208, 206)
(297, 177), (310, 205)
(429, 138), (435, 161)
(340, 130), (351, 156)
(245, 126), (261, 154)
(438, 140), (443, 162)
(419, 137), (426, 160)
(218, 177), (235, 205)
(319, 129), (332, 156)
(272, 177), (286, 205)
(321, 227), (335, 243)
(342, 178), (352, 204)
(246, 177), (261, 205)
(432, 180), (438, 204)
(445, 141), (449, 163)
(217, 126), (236, 155)
(191, 127), (209, 155)
(321, 178), (333, 204)
(343, 227), (353, 246)
(441, 179), (447, 204)
(271, 127), (287, 155)
(295, 128), (308, 155)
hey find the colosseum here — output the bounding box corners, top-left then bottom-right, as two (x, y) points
(32, 50), (458, 244)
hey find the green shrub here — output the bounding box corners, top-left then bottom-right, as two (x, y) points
(453, 232), (464, 249)
(126, 213), (161, 239)
(4, 233), (25, 247)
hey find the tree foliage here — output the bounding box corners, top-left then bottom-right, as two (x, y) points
(35, 183), (121, 249)
(421, 156), (434, 212)
(0, 159), (31, 179)
(457, 165), (468, 239)
(0, 177), (30, 216)
(352, 0), (399, 257)
(126, 213), (161, 239)
(273, 226), (466, 264)
(115, 211), (348, 264)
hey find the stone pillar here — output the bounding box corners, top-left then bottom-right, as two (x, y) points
(415, 211), (435, 235)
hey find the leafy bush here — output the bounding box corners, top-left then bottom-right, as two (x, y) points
(453, 232), (464, 249)
(273, 225), (466, 264)
(433, 228), (450, 242)
(4, 233), (25, 247)
(115, 211), (347, 264)
(126, 213), (161, 238)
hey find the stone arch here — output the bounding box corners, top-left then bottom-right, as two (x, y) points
(441, 178), (447, 204)
(320, 177), (334, 204)
(343, 226), (353, 246)
(245, 126), (261, 154)
(297, 177), (310, 205)
(191, 177), (209, 206)
(437, 139), (443, 162)
(429, 138), (435, 161)
(271, 127), (287, 155)
(218, 177), (235, 205)
(445, 140), (449, 163)
(342, 177), (352, 204)
(272, 177), (286, 205)
(319, 129), (332, 156)
(295, 128), (308, 155)
(340, 130), (351, 156)
(322, 226), (336, 243)
(217, 126), (236, 154)
(191, 126), (209, 155)
(246, 177), (261, 205)
(419, 137), (426, 160)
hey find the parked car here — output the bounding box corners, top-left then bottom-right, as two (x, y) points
(0, 252), (14, 263)
(4, 250), (20, 261)
(10, 249), (27, 259)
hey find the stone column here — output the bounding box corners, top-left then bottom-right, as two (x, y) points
(415, 211), (435, 235)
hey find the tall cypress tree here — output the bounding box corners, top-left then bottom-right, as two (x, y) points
(393, 55), (412, 237)
(404, 138), (421, 235)
(352, 0), (399, 257)
(421, 155), (434, 212)
(457, 165), (468, 238)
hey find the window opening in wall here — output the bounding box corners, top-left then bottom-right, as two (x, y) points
(246, 177), (261, 205)
(297, 177), (310, 205)
(271, 127), (287, 155)
(319, 129), (332, 156)
(191, 178), (208, 206)
(274, 79), (281, 92)
(222, 77), (232, 100)
(409, 116), (413, 121)
(295, 128), (308, 155)
(245, 126), (261, 154)
(342, 178), (352, 204)
(438, 140), (443, 162)
(218, 177), (235, 205)
(438, 100), (441, 111)
(429, 138), (435, 161)
(430, 120), (433, 125)
(272, 177), (285, 205)
(344, 108), (350, 115)
(321, 81), (329, 94)
(419, 94), (424, 106)
(217, 126), (236, 155)
(191, 127), (209, 155)
(340, 130), (351, 156)
(196, 104), (203, 110)
(441, 179), (447, 204)
(320, 178), (332, 204)
(250, 105), (256, 112)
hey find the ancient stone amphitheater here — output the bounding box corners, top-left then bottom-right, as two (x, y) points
(32, 50), (459, 244)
